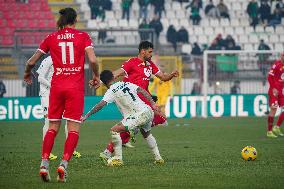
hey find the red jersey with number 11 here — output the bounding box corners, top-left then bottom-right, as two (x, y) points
(39, 28), (93, 90)
(268, 60), (284, 93)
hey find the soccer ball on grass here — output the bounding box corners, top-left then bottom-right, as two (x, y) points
(241, 146), (257, 161)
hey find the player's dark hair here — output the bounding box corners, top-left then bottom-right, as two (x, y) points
(57, 7), (77, 30)
(138, 41), (154, 52)
(100, 70), (114, 86)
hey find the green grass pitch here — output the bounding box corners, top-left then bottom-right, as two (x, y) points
(0, 117), (284, 189)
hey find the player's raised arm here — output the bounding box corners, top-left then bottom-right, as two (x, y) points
(82, 100), (107, 121)
(24, 50), (44, 84)
(155, 70), (179, 82)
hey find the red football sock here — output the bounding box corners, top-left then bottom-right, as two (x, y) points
(276, 112), (284, 127)
(42, 129), (57, 160)
(120, 131), (130, 144)
(106, 141), (114, 153)
(152, 115), (167, 127)
(62, 131), (79, 161)
(268, 116), (274, 131)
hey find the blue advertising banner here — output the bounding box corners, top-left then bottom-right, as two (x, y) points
(0, 94), (270, 121)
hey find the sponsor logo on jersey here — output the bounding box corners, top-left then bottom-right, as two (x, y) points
(55, 66), (82, 75)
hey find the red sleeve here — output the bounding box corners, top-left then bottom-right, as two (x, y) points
(121, 59), (132, 74)
(268, 63), (278, 89)
(38, 35), (50, 54)
(84, 33), (93, 49)
(151, 62), (160, 75)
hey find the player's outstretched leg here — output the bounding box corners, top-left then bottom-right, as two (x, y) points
(267, 107), (278, 138)
(273, 111), (284, 136)
(107, 131), (123, 166)
(152, 114), (168, 127)
(145, 133), (164, 164)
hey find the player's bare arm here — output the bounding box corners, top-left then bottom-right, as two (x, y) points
(137, 87), (164, 117)
(112, 68), (126, 80)
(155, 70), (179, 81)
(86, 48), (100, 88)
(24, 50), (44, 84)
(82, 100), (107, 121)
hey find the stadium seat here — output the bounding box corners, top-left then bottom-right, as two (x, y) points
(231, 19), (240, 27)
(214, 27), (224, 35)
(108, 20), (118, 28)
(181, 44), (192, 54)
(210, 19), (219, 27)
(276, 26), (284, 34)
(194, 27), (204, 35)
(274, 43), (283, 51)
(105, 11), (114, 19)
(235, 27), (244, 35)
(204, 27), (214, 36)
(129, 19), (138, 29)
(265, 26), (274, 33)
(119, 19), (128, 28)
(270, 35), (279, 43)
(220, 19), (230, 27)
(249, 35), (258, 44)
(166, 10), (176, 19)
(172, 2), (181, 11)
(224, 27), (234, 35)
(244, 43), (254, 50)
(198, 35), (208, 44)
(255, 26), (264, 33)
(239, 35), (248, 44)
(180, 18), (189, 28)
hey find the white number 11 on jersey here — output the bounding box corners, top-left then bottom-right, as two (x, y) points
(59, 42), (74, 64)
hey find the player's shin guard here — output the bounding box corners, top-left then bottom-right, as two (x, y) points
(42, 129), (57, 160)
(111, 131), (122, 160)
(62, 131), (79, 161)
(145, 134), (162, 160)
(120, 131), (130, 144)
(42, 118), (49, 140)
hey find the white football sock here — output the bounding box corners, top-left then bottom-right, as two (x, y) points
(42, 118), (49, 140)
(65, 121), (68, 139)
(145, 134), (162, 160)
(111, 131), (122, 160)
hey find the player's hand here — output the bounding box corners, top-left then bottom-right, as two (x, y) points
(89, 76), (100, 89)
(272, 88), (278, 97)
(171, 70), (179, 78)
(80, 115), (87, 122)
(24, 72), (32, 84)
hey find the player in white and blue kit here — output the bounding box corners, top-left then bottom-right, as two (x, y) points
(82, 70), (164, 166)
(37, 56), (81, 160)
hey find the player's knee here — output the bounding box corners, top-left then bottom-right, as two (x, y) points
(141, 130), (150, 138)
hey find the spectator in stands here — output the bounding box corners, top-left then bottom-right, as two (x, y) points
(191, 42), (202, 56)
(257, 39), (271, 76)
(139, 19), (150, 41)
(88, 0), (106, 21)
(205, 0), (220, 19)
(259, 0), (271, 25)
(268, 4), (282, 27)
(98, 29), (107, 44)
(177, 26), (189, 44)
(166, 25), (178, 52)
(186, 0), (202, 25)
(0, 80), (6, 98)
(217, 0), (230, 20)
(247, 0), (259, 29)
(138, 0), (150, 21)
(101, 0), (112, 11)
(149, 16), (163, 40)
(191, 82), (201, 95)
(150, 0), (165, 19)
(275, 0), (284, 17)
(230, 80), (241, 94)
(121, 0), (133, 21)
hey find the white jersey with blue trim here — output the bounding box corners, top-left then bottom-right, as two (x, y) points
(102, 82), (149, 117)
(36, 56), (54, 97)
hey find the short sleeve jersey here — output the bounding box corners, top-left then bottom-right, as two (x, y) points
(268, 60), (284, 90)
(36, 56), (54, 96)
(121, 57), (160, 92)
(102, 82), (149, 117)
(39, 28), (93, 90)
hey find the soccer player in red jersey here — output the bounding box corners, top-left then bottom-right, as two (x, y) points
(99, 41), (179, 162)
(23, 8), (99, 182)
(267, 52), (284, 138)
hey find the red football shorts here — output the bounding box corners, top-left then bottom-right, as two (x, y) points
(268, 88), (284, 108)
(48, 86), (84, 123)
